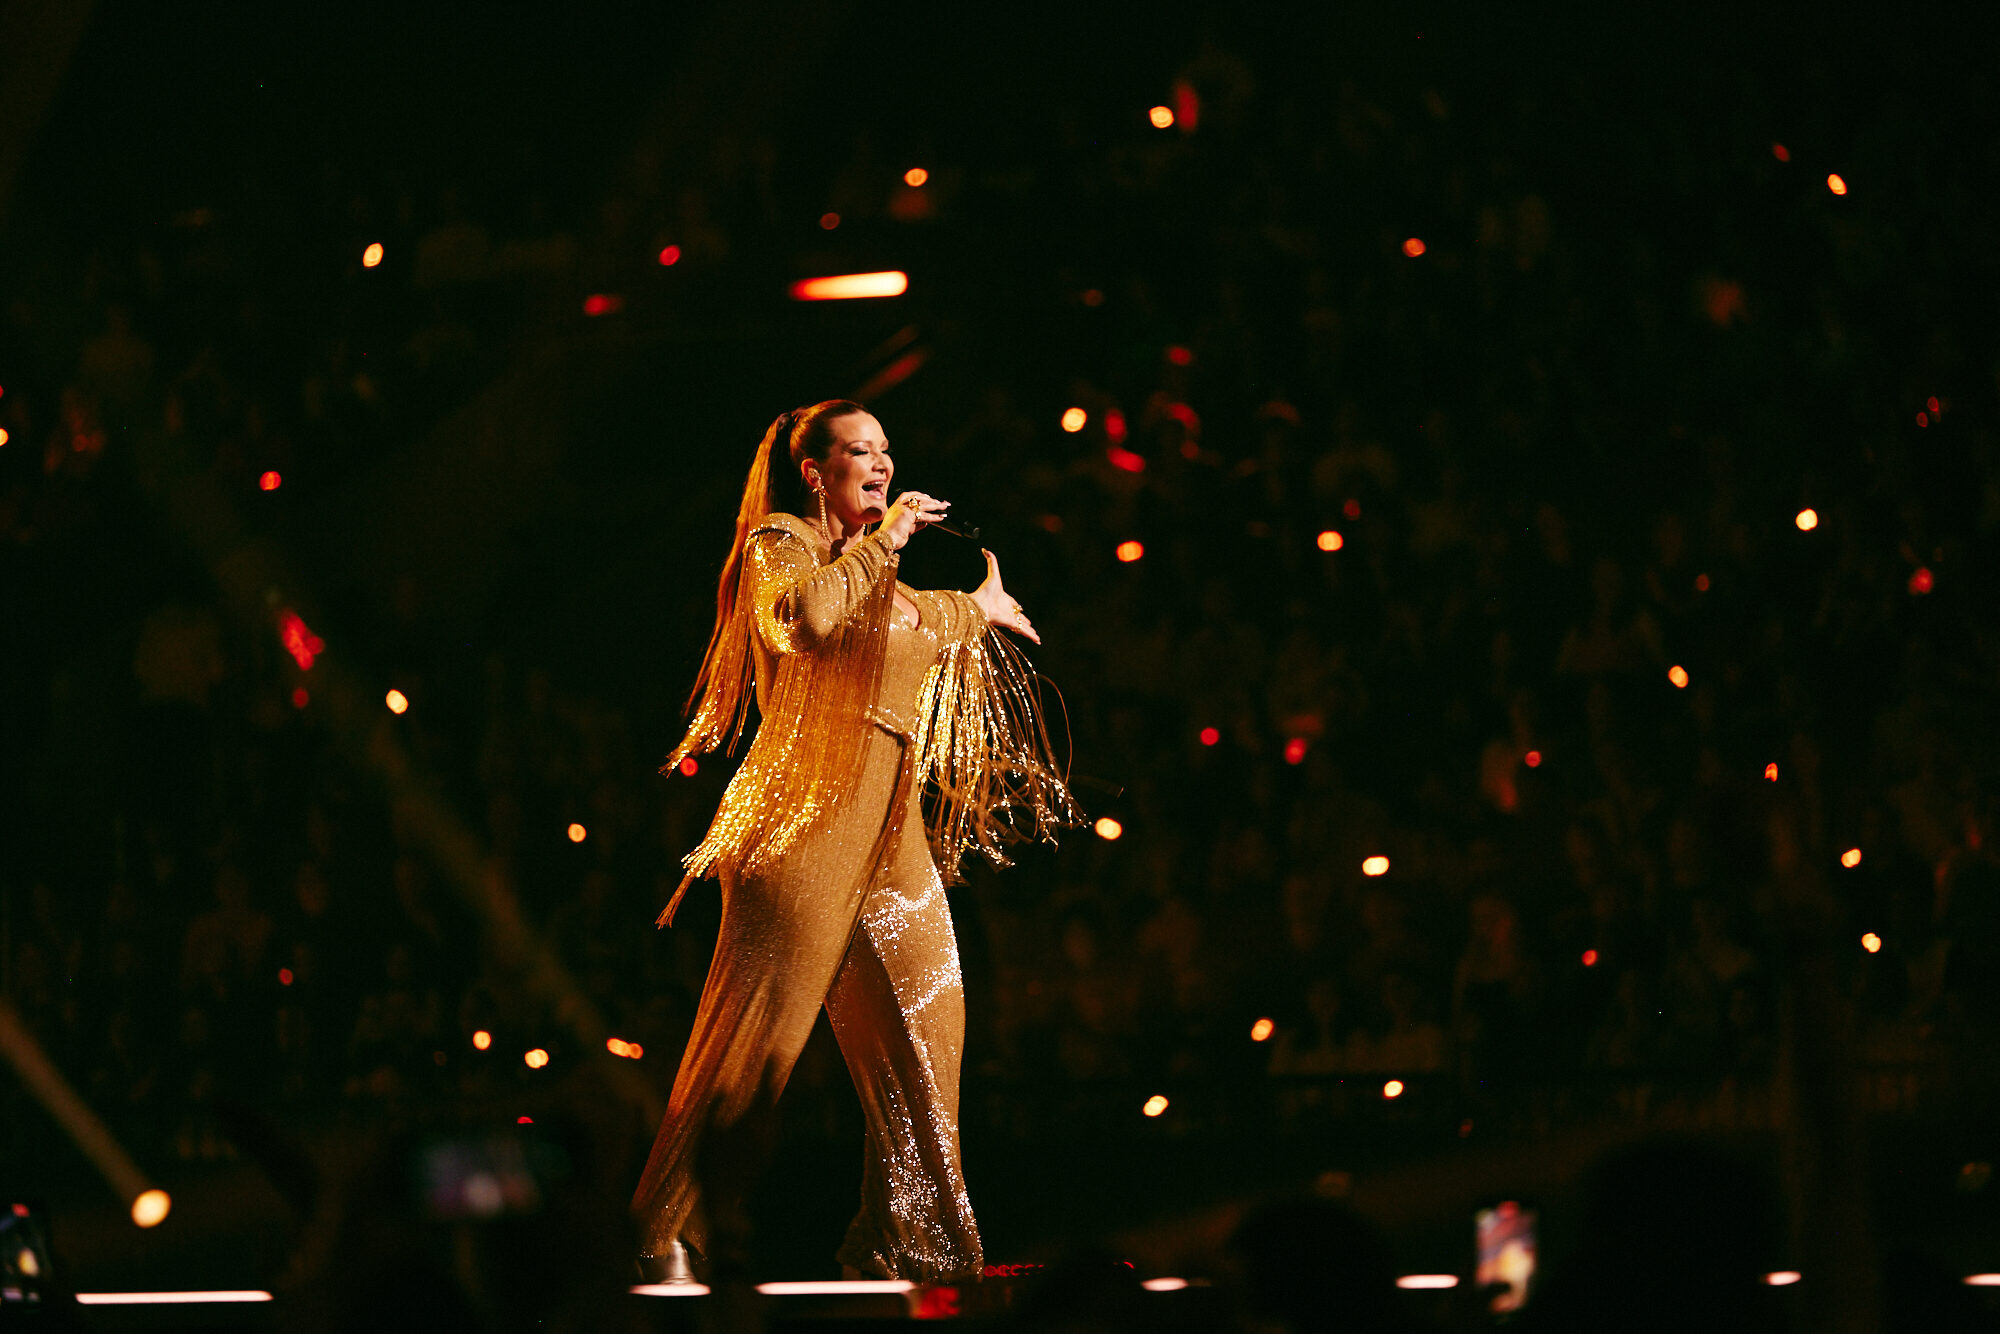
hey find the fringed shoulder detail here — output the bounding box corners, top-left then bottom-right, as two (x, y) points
(915, 626), (1084, 884)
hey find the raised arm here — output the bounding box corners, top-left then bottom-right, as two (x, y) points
(747, 521), (901, 653)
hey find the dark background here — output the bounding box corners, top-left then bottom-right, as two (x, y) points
(4, 2), (1999, 1327)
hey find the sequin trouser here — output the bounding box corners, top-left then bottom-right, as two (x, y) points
(630, 723), (982, 1282)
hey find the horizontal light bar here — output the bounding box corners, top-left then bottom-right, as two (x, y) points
(756, 1279), (914, 1295)
(1764, 1271), (1802, 1286)
(1965, 1274), (2000, 1286)
(1142, 1277), (1189, 1291)
(629, 1283), (711, 1296)
(788, 271), (909, 301)
(76, 1291), (273, 1305)
(1396, 1274), (1460, 1290)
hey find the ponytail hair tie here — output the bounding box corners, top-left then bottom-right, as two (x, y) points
(773, 409), (799, 443)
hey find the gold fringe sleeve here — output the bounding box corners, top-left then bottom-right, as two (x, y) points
(659, 516), (899, 924)
(914, 609), (1084, 884)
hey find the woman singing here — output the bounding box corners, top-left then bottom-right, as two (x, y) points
(631, 400), (1077, 1282)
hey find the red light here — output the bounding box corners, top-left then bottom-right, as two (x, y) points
(1909, 567), (1934, 595)
(819, 212), (841, 230)
(1524, 750), (1542, 767)
(903, 167), (929, 187)
(277, 610), (325, 671)
(1402, 237), (1426, 258)
(1166, 402), (1200, 434)
(517, 1116), (533, 1125)
(1917, 412), (1929, 428)
(259, 470), (281, 491)
(1695, 573), (1711, 591)
(278, 968), (294, 986)
(1284, 737), (1309, 765)
(291, 687), (309, 709)
(657, 245), (682, 266)
(1199, 726), (1221, 746)
(1173, 78), (1200, 132)
(582, 294), (623, 317)
(1771, 143), (1790, 162)
(1115, 540), (1145, 563)
(678, 756), (699, 776)
(1103, 409), (1128, 444)
(1928, 396), (1941, 414)
(1081, 288), (1104, 307)
(1165, 345), (1193, 366)
(1107, 445), (1145, 472)
(789, 271), (908, 301)
(1765, 762), (1779, 782)
(1827, 173), (1848, 195)
(1582, 949), (1599, 967)
(1342, 498), (1362, 519)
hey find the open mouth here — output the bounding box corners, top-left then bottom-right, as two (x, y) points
(861, 481), (887, 503)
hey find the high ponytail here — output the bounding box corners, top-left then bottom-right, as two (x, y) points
(674, 400), (868, 758)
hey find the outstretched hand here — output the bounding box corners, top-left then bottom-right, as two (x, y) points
(971, 549), (1039, 644)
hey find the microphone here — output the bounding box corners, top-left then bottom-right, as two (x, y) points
(931, 518), (981, 541)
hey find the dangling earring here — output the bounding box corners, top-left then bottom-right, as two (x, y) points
(812, 481), (829, 542)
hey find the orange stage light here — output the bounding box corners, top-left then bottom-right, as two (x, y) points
(1383, 1080), (1405, 1099)
(903, 167), (929, 187)
(362, 243), (384, 268)
(1250, 1018), (1275, 1042)
(567, 823), (587, 843)
(1795, 508), (1819, 531)
(1765, 763), (1779, 781)
(1142, 1094), (1169, 1116)
(1362, 856), (1390, 877)
(0, 428), (10, 447)
(130, 1190), (172, 1229)
(788, 271), (909, 301)
(1148, 106), (1175, 129)
(1841, 848), (1863, 868)
(1826, 173), (1847, 195)
(385, 689), (409, 714)
(1402, 237), (1426, 258)
(1061, 407), (1087, 433)
(1115, 540), (1144, 563)
(1316, 530), (1344, 551)
(259, 471), (281, 491)
(1861, 933), (1882, 954)
(1668, 665), (1690, 689)
(524, 1048), (550, 1069)
(472, 1030), (492, 1050)
(1094, 817), (1124, 841)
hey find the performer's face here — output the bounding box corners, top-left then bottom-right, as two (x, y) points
(806, 411), (893, 528)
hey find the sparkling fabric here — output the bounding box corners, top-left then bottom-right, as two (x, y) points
(631, 512), (1076, 1281)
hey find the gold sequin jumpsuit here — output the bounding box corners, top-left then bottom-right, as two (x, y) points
(632, 512), (1075, 1281)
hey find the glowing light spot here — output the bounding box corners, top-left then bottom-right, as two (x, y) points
(1398, 1275), (1460, 1290)
(1342, 498), (1362, 519)
(1402, 237), (1426, 258)
(1383, 1079), (1405, 1099)
(819, 212), (841, 230)
(607, 1037), (643, 1059)
(1695, 573), (1711, 591)
(1165, 344), (1194, 366)
(1827, 173), (1847, 195)
(516, 1116), (533, 1125)
(567, 823), (587, 844)
(1148, 106), (1175, 130)
(1771, 143), (1791, 163)
(1115, 540), (1145, 563)
(1524, 750), (1542, 768)
(278, 967), (294, 986)
(1795, 508), (1819, 531)
(657, 245), (682, 266)
(627, 1042), (643, 1059)
(1842, 848), (1863, 868)
(1250, 1018), (1275, 1042)
(1966, 1274), (2000, 1286)
(385, 689), (409, 714)
(1284, 737), (1309, 765)
(1861, 933), (1882, 954)
(1362, 856), (1390, 877)
(1582, 949), (1599, 967)
(1917, 411), (1929, 428)
(130, 1190), (171, 1229)
(1061, 407), (1088, 433)
(524, 1048), (550, 1069)
(0, 428), (10, 447)
(1765, 763), (1779, 782)
(788, 271), (908, 301)
(1765, 1271), (1802, 1287)
(362, 243), (384, 268)
(472, 1030), (492, 1050)
(582, 293), (624, 317)
(1081, 288), (1105, 307)
(1198, 726), (1221, 747)
(277, 610), (325, 671)
(1928, 396), (1941, 414)
(291, 687), (309, 709)
(1143, 1278), (1189, 1292)
(258, 470), (281, 491)
(903, 167), (929, 187)
(1668, 665), (1690, 689)
(1316, 529), (1344, 551)
(1103, 408), (1128, 443)
(678, 756), (699, 776)
(1094, 816), (1124, 841)
(1106, 445), (1146, 472)
(1142, 1094), (1169, 1116)
(1909, 567), (1934, 595)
